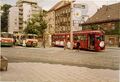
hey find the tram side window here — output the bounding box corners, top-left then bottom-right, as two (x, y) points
(80, 35), (86, 41)
(52, 36), (55, 41)
(59, 35), (65, 40)
(74, 35), (81, 40)
(54, 36), (57, 40)
(74, 35), (78, 40)
(78, 36), (81, 40)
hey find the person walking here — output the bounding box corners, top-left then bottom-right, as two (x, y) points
(76, 40), (80, 51)
(64, 39), (67, 50)
(13, 36), (16, 46)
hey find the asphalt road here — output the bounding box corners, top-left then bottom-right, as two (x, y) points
(1, 47), (120, 70)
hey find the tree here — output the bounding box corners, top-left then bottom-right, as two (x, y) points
(24, 12), (47, 48)
(24, 12), (47, 36)
(1, 4), (12, 32)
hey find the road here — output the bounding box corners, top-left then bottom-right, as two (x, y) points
(1, 47), (120, 69)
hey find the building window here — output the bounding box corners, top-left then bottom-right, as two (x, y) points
(82, 5), (85, 9)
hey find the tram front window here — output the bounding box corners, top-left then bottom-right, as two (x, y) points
(28, 36), (34, 39)
(1, 33), (13, 38)
(96, 35), (104, 41)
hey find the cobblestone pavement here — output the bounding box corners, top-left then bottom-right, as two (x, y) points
(0, 63), (119, 82)
(1, 47), (120, 69)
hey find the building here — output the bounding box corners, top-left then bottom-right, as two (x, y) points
(16, 0), (41, 33)
(82, 3), (120, 47)
(54, 1), (97, 33)
(8, 7), (19, 34)
(55, 2), (71, 33)
(44, 1), (67, 47)
(45, 1), (66, 34)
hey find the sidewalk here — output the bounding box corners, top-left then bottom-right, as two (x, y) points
(106, 46), (120, 50)
(0, 63), (119, 82)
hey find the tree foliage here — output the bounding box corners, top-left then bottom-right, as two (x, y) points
(1, 4), (12, 32)
(24, 12), (47, 36)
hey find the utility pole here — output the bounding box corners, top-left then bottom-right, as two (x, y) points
(70, 0), (74, 50)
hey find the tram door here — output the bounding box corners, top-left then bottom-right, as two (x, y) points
(88, 34), (95, 49)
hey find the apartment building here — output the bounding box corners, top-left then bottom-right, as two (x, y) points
(8, 7), (19, 33)
(16, 0), (41, 33)
(55, 2), (71, 33)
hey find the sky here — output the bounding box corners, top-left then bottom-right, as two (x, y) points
(1, 0), (120, 10)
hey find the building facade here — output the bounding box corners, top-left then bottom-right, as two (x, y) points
(16, 0), (41, 33)
(55, 3), (71, 33)
(54, 1), (97, 33)
(82, 3), (120, 47)
(44, 1), (66, 47)
(8, 7), (19, 34)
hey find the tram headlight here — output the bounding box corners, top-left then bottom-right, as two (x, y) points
(99, 41), (105, 48)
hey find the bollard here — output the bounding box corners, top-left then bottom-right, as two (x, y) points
(0, 56), (8, 71)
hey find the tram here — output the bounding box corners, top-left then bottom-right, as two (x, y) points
(52, 30), (105, 51)
(24, 34), (38, 47)
(13, 33), (25, 46)
(0, 32), (14, 47)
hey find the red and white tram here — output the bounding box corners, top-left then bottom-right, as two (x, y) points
(52, 30), (105, 51)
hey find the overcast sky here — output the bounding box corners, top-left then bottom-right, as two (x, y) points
(1, 0), (119, 10)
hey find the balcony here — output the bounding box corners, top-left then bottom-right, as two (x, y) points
(19, 7), (23, 10)
(19, 21), (23, 24)
(19, 25), (23, 29)
(19, 11), (23, 15)
(19, 16), (23, 19)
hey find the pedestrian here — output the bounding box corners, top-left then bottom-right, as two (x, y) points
(64, 39), (67, 50)
(13, 36), (16, 46)
(76, 40), (80, 51)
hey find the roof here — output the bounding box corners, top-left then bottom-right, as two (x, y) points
(48, 1), (63, 12)
(53, 30), (104, 35)
(83, 3), (120, 25)
(48, 1), (71, 12)
(17, 0), (37, 4)
(54, 2), (70, 11)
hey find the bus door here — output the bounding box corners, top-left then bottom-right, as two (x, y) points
(88, 34), (95, 49)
